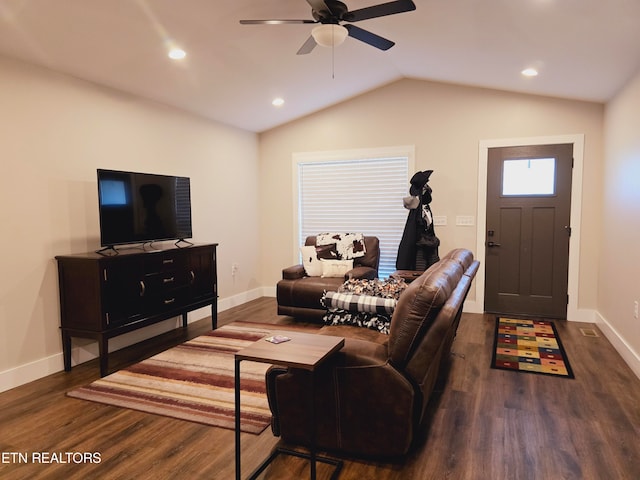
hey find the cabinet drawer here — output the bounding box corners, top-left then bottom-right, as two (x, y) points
(144, 251), (187, 273)
(143, 271), (190, 293)
(145, 287), (189, 312)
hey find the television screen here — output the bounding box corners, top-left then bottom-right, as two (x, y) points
(97, 169), (192, 246)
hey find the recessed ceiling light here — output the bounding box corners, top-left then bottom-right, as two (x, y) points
(272, 97), (285, 107)
(168, 47), (186, 60)
(521, 67), (539, 77)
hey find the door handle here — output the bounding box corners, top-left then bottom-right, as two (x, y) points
(487, 241), (501, 247)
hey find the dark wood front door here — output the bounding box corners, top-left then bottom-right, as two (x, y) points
(485, 144), (573, 318)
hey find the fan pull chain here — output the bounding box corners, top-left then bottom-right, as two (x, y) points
(331, 25), (336, 79)
(332, 41), (335, 79)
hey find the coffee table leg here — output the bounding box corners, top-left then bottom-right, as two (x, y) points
(310, 371), (316, 480)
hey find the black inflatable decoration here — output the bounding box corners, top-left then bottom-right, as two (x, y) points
(396, 170), (440, 270)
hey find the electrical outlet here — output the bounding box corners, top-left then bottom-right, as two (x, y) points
(231, 263), (239, 276)
(634, 300), (639, 319)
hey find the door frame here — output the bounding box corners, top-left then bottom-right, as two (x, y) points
(472, 134), (587, 322)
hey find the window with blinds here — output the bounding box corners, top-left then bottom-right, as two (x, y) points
(296, 154), (410, 278)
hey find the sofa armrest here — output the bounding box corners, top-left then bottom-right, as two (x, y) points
(282, 264), (306, 280)
(345, 266), (377, 280)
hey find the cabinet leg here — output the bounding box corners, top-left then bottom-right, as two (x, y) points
(62, 331), (72, 372)
(211, 302), (218, 330)
(98, 336), (109, 377)
(182, 313), (188, 328)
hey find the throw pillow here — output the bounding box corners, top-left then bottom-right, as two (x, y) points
(300, 245), (323, 276)
(316, 233), (366, 260)
(321, 259), (353, 278)
(315, 243), (338, 260)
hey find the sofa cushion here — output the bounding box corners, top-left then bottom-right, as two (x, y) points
(277, 276), (346, 310)
(387, 259), (464, 369)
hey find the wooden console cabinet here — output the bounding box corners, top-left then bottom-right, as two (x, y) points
(56, 243), (218, 376)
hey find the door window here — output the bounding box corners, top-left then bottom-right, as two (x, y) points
(502, 158), (556, 196)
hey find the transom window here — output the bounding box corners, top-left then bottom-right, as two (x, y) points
(502, 158), (556, 196)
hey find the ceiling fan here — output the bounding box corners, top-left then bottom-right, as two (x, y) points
(240, 0), (417, 55)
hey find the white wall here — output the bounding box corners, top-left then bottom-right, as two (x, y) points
(258, 78), (604, 314)
(0, 56), (260, 391)
(599, 70), (640, 378)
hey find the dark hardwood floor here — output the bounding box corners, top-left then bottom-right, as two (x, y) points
(1, 297), (639, 479)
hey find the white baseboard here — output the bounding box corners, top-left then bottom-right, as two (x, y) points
(462, 299), (482, 314)
(568, 307), (597, 323)
(218, 287), (268, 310)
(262, 285), (276, 298)
(0, 353), (64, 394)
(595, 311), (640, 380)
(0, 288), (268, 393)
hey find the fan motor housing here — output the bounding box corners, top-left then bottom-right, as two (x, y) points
(312, 0), (348, 23)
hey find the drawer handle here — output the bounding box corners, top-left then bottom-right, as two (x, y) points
(139, 281), (146, 297)
(164, 298), (175, 305)
(190, 271), (195, 283)
(163, 277), (175, 284)
(163, 259), (174, 265)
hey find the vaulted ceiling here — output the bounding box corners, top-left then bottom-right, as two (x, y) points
(1, 0), (639, 132)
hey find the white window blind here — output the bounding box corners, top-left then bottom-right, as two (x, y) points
(297, 156), (409, 278)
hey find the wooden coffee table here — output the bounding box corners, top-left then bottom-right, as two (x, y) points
(234, 331), (345, 480)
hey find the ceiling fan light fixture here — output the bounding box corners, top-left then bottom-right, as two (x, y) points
(311, 24), (348, 48)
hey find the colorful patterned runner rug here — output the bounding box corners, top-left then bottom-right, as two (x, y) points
(68, 322), (311, 433)
(491, 317), (574, 378)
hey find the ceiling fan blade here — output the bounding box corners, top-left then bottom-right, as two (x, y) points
(296, 35), (318, 55)
(344, 0), (416, 23)
(305, 0), (332, 14)
(240, 19), (316, 25)
(344, 24), (395, 50)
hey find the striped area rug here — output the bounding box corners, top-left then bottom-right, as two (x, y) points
(68, 322), (310, 434)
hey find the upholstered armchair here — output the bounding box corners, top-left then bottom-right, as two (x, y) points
(276, 235), (380, 321)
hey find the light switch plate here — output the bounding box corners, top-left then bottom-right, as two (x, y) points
(433, 216), (448, 226)
(456, 215), (475, 226)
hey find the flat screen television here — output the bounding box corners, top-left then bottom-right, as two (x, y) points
(97, 169), (192, 247)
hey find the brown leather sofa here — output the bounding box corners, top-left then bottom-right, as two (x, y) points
(266, 249), (479, 457)
(276, 235), (380, 321)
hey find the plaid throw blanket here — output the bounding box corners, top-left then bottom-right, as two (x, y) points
(322, 291), (397, 315)
(322, 278), (406, 335)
